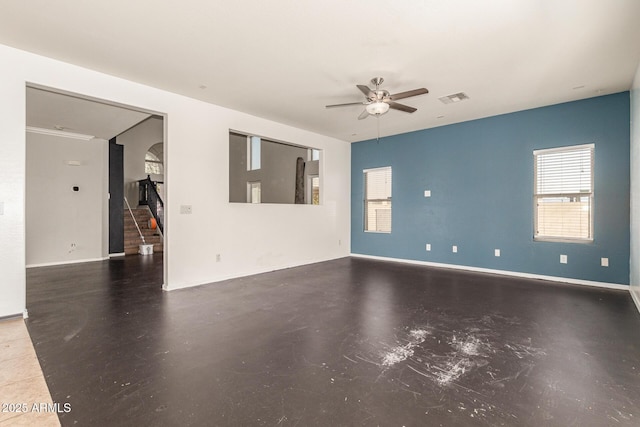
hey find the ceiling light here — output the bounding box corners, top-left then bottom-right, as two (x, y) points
(366, 101), (390, 116)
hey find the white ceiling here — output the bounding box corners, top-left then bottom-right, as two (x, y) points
(26, 87), (151, 140)
(4, 0), (640, 142)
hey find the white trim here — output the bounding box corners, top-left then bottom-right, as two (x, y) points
(350, 253), (628, 291)
(26, 126), (95, 141)
(363, 165), (392, 173)
(23, 310), (29, 319)
(109, 252), (126, 258)
(163, 255), (344, 291)
(0, 313), (24, 322)
(533, 142), (595, 156)
(26, 257), (109, 268)
(630, 288), (640, 314)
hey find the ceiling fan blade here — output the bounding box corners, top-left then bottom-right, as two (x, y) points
(387, 101), (417, 113)
(357, 109), (370, 120)
(357, 85), (375, 99)
(389, 88), (429, 101)
(325, 101), (365, 108)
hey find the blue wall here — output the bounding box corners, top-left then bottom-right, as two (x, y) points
(351, 93), (630, 285)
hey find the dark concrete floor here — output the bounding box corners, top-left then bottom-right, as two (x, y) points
(26, 256), (640, 426)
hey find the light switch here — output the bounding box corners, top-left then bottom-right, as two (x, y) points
(424, 190), (431, 198)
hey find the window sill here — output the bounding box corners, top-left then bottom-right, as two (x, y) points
(534, 236), (593, 244)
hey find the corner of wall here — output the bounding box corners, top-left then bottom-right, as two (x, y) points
(629, 60), (640, 314)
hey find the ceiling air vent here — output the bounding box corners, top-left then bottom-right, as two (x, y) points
(438, 92), (470, 104)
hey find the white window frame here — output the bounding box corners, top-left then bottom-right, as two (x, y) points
(247, 181), (261, 204)
(364, 166), (392, 233)
(533, 143), (594, 243)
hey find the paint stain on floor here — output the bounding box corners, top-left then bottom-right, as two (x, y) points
(370, 312), (549, 423)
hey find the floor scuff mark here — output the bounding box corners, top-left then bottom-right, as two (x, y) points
(367, 312), (549, 423)
(381, 329), (429, 367)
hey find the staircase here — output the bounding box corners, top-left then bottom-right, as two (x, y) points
(124, 207), (163, 255)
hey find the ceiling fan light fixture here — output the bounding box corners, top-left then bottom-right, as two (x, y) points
(366, 101), (390, 116)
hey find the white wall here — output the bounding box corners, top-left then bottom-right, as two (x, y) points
(26, 131), (108, 266)
(117, 116), (164, 204)
(630, 62), (640, 311)
(0, 64), (26, 318)
(0, 43), (351, 317)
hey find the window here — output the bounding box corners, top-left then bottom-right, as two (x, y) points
(534, 144), (594, 241)
(308, 175), (320, 205)
(229, 130), (321, 204)
(364, 167), (392, 233)
(248, 136), (261, 170)
(145, 143), (164, 175)
(247, 181), (261, 203)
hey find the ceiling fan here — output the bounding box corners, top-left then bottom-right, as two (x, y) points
(325, 77), (428, 119)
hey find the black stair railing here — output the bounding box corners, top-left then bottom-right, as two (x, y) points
(138, 176), (164, 234)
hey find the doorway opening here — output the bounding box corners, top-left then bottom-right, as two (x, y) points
(25, 84), (167, 312)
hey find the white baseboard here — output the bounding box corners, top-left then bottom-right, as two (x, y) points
(163, 254), (347, 291)
(350, 253), (628, 291)
(109, 252), (126, 258)
(0, 313), (24, 322)
(630, 287), (640, 314)
(26, 257), (109, 269)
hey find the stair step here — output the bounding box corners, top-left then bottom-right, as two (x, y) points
(124, 245), (163, 255)
(124, 229), (161, 235)
(122, 207), (163, 255)
(124, 233), (162, 241)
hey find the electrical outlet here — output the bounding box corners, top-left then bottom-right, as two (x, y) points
(216, 254), (221, 262)
(601, 257), (609, 267)
(180, 205), (192, 214)
(495, 249), (501, 257)
(338, 239), (341, 246)
(560, 254), (568, 264)
(426, 243), (431, 251)
(452, 245), (458, 253)
(424, 190), (431, 197)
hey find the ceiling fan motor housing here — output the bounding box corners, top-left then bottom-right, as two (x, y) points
(372, 90), (390, 102)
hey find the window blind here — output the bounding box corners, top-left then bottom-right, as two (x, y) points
(534, 144), (594, 240)
(364, 167), (392, 233)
